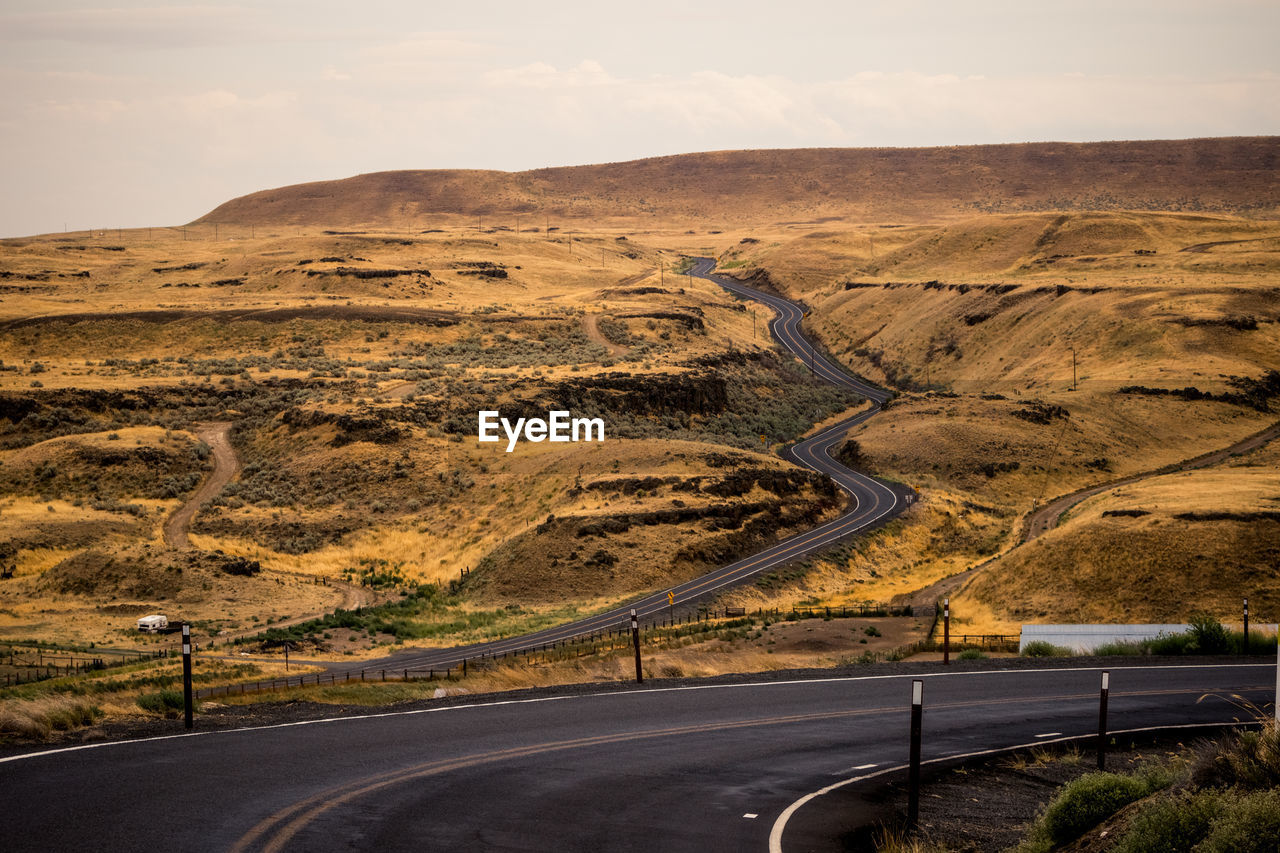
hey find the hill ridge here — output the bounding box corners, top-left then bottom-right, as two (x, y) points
(197, 137), (1280, 227)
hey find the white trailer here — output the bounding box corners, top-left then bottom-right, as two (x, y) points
(137, 614), (168, 633)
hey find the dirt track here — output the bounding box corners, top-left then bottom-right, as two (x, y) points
(1020, 417), (1280, 542)
(581, 313), (629, 357)
(898, 418), (1280, 608)
(163, 422), (239, 549)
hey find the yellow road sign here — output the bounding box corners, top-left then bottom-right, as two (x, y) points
(667, 591), (675, 606)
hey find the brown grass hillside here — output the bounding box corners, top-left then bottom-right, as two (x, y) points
(700, 206), (1280, 629)
(955, 442), (1280, 630)
(197, 138), (1280, 229)
(3, 139), (1278, 659)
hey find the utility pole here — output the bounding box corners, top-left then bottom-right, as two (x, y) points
(1069, 346), (1077, 391)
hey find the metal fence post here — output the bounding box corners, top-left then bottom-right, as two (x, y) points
(1243, 598), (1249, 655)
(908, 680), (923, 831)
(181, 623), (193, 730)
(1097, 671), (1110, 770)
(631, 609), (643, 684)
(942, 599), (950, 665)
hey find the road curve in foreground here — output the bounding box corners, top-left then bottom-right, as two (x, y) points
(328, 258), (910, 677)
(1, 663), (1269, 852)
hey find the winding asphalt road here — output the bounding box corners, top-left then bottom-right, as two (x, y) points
(1, 663), (1270, 852)
(6, 265), (1274, 852)
(334, 257), (910, 678)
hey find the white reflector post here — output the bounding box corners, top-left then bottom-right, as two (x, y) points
(912, 679), (923, 706)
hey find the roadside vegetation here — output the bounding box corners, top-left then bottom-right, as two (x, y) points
(1007, 721), (1280, 853)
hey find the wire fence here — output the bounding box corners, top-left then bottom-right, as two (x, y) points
(1, 646), (171, 687)
(194, 604), (917, 698)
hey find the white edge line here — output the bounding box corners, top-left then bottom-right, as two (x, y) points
(767, 720), (1261, 853)
(1, 663), (1268, 766)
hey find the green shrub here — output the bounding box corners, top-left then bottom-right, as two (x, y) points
(1194, 789), (1280, 853)
(1149, 632), (1196, 655)
(1188, 614), (1232, 655)
(1022, 640), (1073, 657)
(1113, 790), (1223, 853)
(1231, 630), (1278, 656)
(1093, 640), (1149, 656)
(1035, 772), (1162, 847)
(958, 648), (986, 660)
(136, 689), (189, 716)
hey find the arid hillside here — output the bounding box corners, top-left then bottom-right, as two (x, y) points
(197, 138), (1280, 229)
(3, 137), (1278, 652)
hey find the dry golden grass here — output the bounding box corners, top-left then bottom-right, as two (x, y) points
(954, 459), (1280, 632)
(848, 393), (1273, 508)
(714, 489), (1011, 613)
(3, 145), (1277, 681)
(208, 614), (927, 708)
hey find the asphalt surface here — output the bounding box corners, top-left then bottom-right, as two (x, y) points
(2, 663), (1270, 852)
(314, 257), (910, 679)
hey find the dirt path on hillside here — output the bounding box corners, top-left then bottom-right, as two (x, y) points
(1180, 237), (1268, 253)
(163, 422), (239, 549)
(1021, 418), (1280, 542)
(582, 313), (629, 357)
(897, 418), (1280, 609)
(208, 577), (386, 646)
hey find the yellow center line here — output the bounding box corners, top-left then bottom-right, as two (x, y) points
(229, 684), (1261, 852)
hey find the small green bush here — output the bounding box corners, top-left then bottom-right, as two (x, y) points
(958, 648), (986, 660)
(1093, 640), (1149, 656)
(1149, 632), (1196, 655)
(1022, 640), (1073, 657)
(136, 690), (189, 716)
(1188, 614), (1232, 655)
(1194, 788), (1280, 853)
(1113, 790), (1223, 853)
(1036, 772), (1161, 846)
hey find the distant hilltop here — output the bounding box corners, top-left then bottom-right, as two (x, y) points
(197, 137), (1280, 227)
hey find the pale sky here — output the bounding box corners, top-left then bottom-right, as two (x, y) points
(2, 0), (1278, 237)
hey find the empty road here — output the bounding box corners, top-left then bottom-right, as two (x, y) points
(1, 663), (1269, 852)
(284, 257), (909, 680)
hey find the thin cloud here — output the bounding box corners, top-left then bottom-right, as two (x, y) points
(1, 5), (262, 48)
